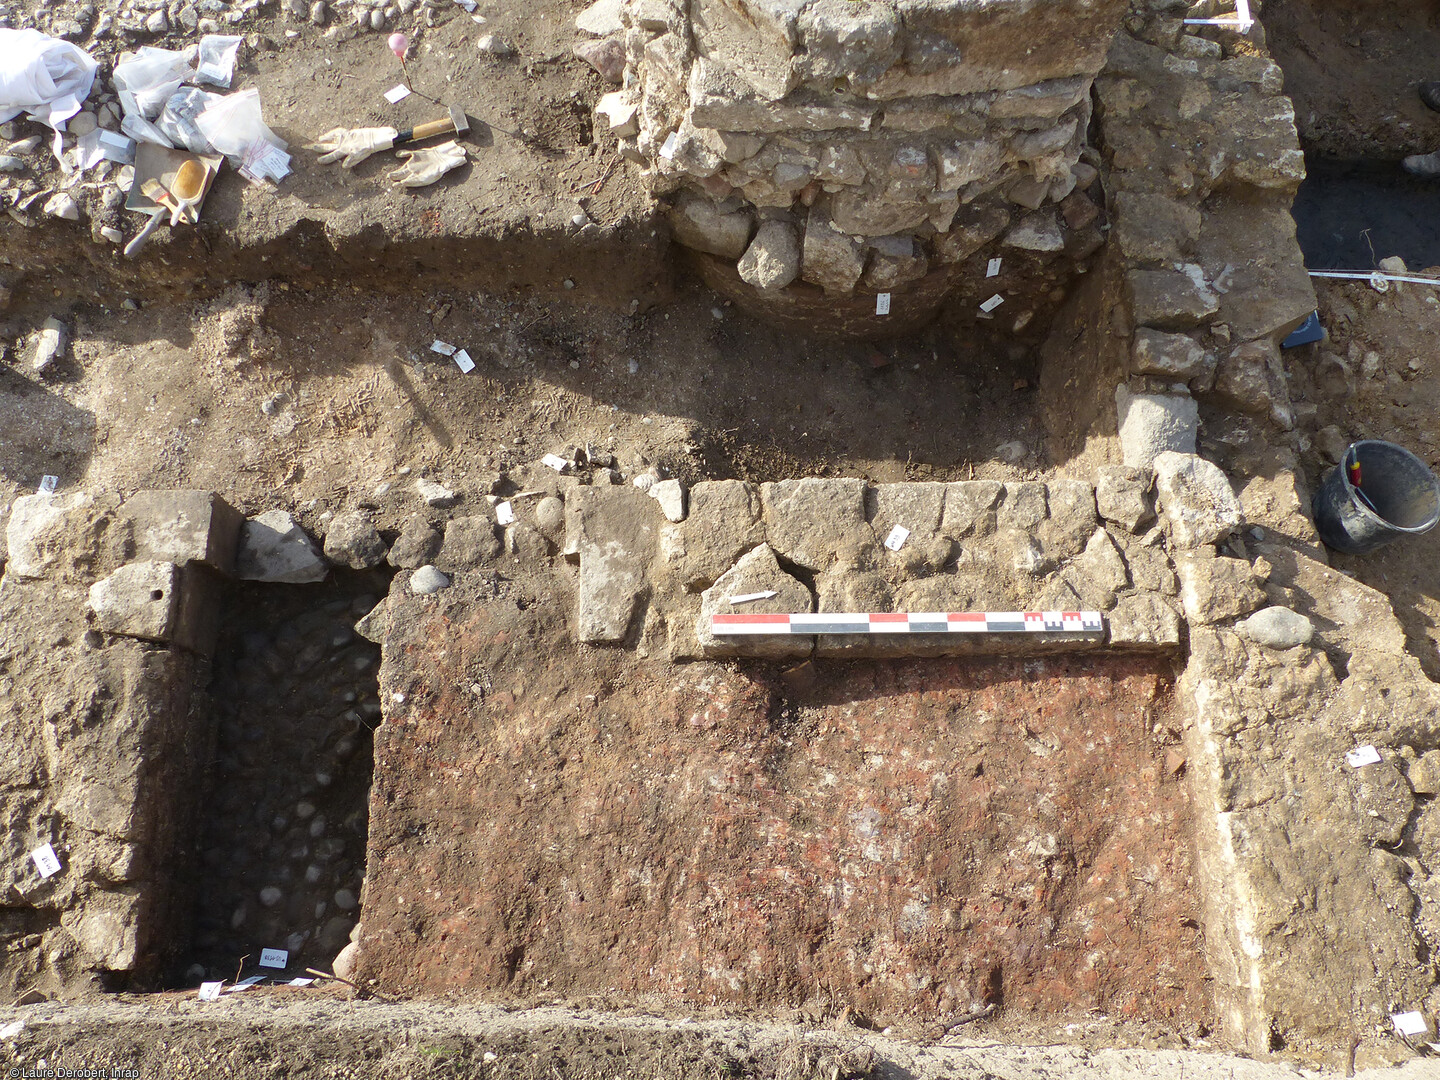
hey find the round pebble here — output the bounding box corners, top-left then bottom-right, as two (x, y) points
(259, 886), (284, 908)
(334, 888), (358, 911)
(410, 565), (450, 594)
(295, 800), (316, 819)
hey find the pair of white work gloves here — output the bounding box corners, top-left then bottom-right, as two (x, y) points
(307, 127), (467, 187)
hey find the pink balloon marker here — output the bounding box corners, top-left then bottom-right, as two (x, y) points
(388, 32), (413, 90)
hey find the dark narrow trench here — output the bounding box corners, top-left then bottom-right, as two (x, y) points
(183, 569), (391, 982)
(1292, 157), (1440, 271)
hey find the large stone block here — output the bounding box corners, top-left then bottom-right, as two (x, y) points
(761, 478), (870, 571)
(696, 543), (813, 657)
(573, 487), (659, 643)
(941, 480), (1003, 539)
(5, 492), (130, 583)
(795, 0), (902, 87)
(690, 0), (804, 101)
(677, 479), (766, 591)
(669, 189), (754, 258)
(800, 205), (867, 295)
(87, 561), (180, 644)
(235, 511), (328, 583)
(867, 482), (946, 548)
(1116, 385), (1198, 469)
(119, 490), (244, 575)
(1153, 451), (1243, 549)
(1128, 267), (1220, 331)
(867, 0), (1128, 99)
(1175, 550), (1265, 624)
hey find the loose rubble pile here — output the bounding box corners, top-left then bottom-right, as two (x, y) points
(574, 0), (1125, 331)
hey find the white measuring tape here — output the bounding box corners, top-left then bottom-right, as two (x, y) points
(1309, 270), (1440, 288)
(711, 611), (1104, 636)
(1182, 0), (1252, 33)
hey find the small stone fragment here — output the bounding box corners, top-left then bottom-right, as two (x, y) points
(1236, 606), (1313, 649)
(323, 510), (387, 569)
(414, 478), (457, 508)
(648, 478), (687, 522)
(736, 220), (800, 291)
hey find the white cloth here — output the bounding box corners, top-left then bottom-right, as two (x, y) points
(0, 29), (98, 129)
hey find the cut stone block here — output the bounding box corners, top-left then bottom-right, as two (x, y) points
(88, 561), (180, 644)
(1039, 479), (1096, 560)
(1128, 267), (1220, 331)
(669, 191), (754, 258)
(574, 487), (659, 643)
(696, 543), (813, 658)
(1116, 385), (1198, 469)
(1153, 451), (1244, 549)
(1175, 550), (1265, 624)
(323, 510), (388, 569)
(236, 511), (328, 583)
(1095, 465), (1156, 533)
(435, 515), (501, 571)
(941, 480), (1003, 538)
(1108, 592), (1182, 647)
(6, 492), (99, 580)
(120, 490), (244, 574)
(678, 479), (766, 591)
(761, 477), (870, 572)
(690, 0), (802, 101)
(1130, 329), (1213, 383)
(868, 482), (946, 548)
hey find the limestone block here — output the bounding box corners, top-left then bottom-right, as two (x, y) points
(323, 510), (388, 569)
(868, 482), (946, 547)
(1130, 329), (1213, 383)
(935, 139), (1003, 191)
(1039, 479), (1097, 560)
(997, 482), (1046, 531)
(388, 514), (442, 570)
(1408, 751), (1440, 796)
(435, 515), (502, 571)
(235, 511), (328, 584)
(5, 492), (129, 583)
(574, 487), (659, 643)
(795, 0), (901, 86)
(690, 0), (803, 101)
(1118, 536), (1177, 595)
(1193, 197), (1315, 342)
(1349, 761), (1414, 846)
(1112, 192), (1202, 263)
(737, 220), (801, 290)
(1107, 592), (1182, 647)
(120, 489), (244, 574)
(800, 205), (865, 296)
(1074, 527), (1129, 602)
(869, 0), (1128, 98)
(575, 0), (622, 34)
(761, 478), (870, 572)
(941, 480), (1002, 539)
(1153, 451), (1243, 548)
(1095, 465), (1155, 533)
(689, 60), (877, 132)
(678, 479), (765, 591)
(1003, 212), (1065, 253)
(88, 561), (180, 643)
(830, 186), (929, 236)
(61, 889), (143, 970)
(861, 234), (927, 290)
(1116, 385), (1198, 469)
(696, 543), (812, 658)
(1128, 266), (1220, 330)
(1252, 541), (1406, 660)
(991, 76), (1089, 119)
(669, 191), (753, 258)
(1175, 550), (1264, 624)
(1213, 338), (1294, 431)
(933, 201), (1010, 263)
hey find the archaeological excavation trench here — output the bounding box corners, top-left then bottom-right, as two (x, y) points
(10, 0), (1440, 1075)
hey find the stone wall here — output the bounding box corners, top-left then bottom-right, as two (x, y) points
(594, 0), (1129, 332)
(0, 490), (235, 997)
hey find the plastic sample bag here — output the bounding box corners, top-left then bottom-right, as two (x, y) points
(0, 28), (98, 128)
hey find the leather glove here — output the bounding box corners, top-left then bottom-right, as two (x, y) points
(307, 126), (398, 167)
(387, 140), (467, 188)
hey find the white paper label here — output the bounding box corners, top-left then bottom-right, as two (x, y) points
(1345, 745), (1382, 768)
(727, 591), (777, 604)
(541, 453), (570, 473)
(97, 129), (136, 164)
(37, 475), (59, 495)
(198, 981), (224, 1001)
(30, 843), (61, 878)
(384, 84), (412, 104)
(198, 61), (230, 84)
(986, 258), (1002, 278)
(258, 948), (289, 968)
(227, 975), (266, 992)
(288, 977), (316, 987)
(429, 340), (456, 356)
(979, 294), (1005, 313)
(659, 131), (679, 160)
(1393, 1011), (1429, 1036)
(884, 524), (910, 551)
(453, 349), (475, 373)
(875, 292), (891, 316)
(454, 0), (477, 10)
(495, 501), (515, 525)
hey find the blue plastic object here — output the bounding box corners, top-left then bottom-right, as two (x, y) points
(1281, 311), (1325, 348)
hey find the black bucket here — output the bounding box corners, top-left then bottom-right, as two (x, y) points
(1312, 440), (1440, 554)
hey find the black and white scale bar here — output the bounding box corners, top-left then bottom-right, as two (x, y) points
(710, 611), (1104, 635)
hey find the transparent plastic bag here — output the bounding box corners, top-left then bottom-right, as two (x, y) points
(157, 86), (222, 154)
(195, 87), (285, 158)
(194, 35), (242, 88)
(112, 45), (195, 119)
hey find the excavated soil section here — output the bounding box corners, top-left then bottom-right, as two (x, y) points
(361, 582), (1210, 1031)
